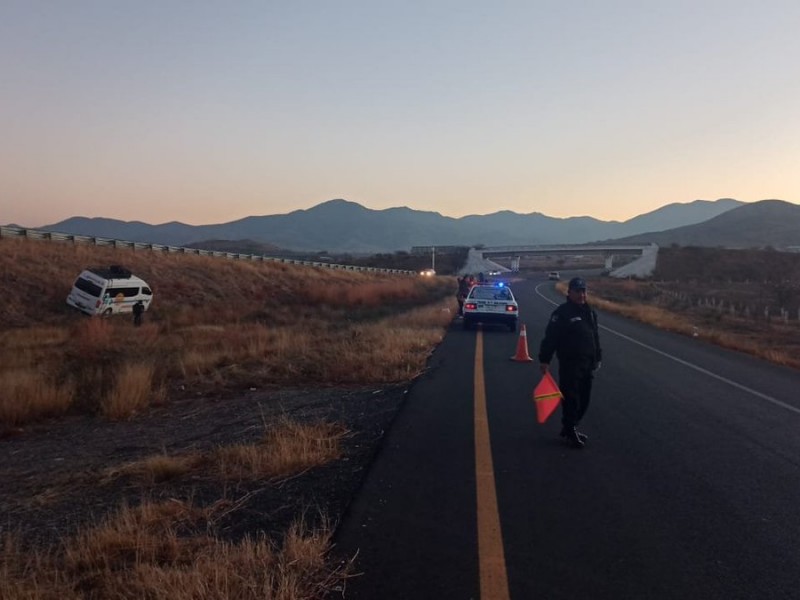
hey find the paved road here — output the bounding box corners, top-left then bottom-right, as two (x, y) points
(333, 274), (800, 599)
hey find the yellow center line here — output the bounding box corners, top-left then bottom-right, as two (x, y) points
(474, 330), (511, 600)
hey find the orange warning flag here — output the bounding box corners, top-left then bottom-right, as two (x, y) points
(533, 371), (562, 424)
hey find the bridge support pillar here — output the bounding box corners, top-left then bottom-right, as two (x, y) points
(605, 255), (615, 270)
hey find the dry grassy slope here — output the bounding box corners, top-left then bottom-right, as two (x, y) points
(0, 238), (450, 331)
(0, 237), (459, 599)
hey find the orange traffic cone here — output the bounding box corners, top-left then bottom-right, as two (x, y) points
(510, 324), (534, 362)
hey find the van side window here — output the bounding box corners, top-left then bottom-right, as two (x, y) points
(142, 287), (152, 295)
(75, 277), (102, 298)
(109, 287), (140, 298)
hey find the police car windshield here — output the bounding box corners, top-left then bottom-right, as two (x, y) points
(470, 286), (512, 301)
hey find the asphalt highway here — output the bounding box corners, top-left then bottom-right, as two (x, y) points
(333, 273), (800, 599)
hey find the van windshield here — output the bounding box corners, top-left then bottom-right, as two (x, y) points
(74, 277), (102, 298)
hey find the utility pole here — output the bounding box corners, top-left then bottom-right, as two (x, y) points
(432, 246), (436, 271)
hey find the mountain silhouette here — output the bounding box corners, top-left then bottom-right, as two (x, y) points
(37, 198), (758, 253)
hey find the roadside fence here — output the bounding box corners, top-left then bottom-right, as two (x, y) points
(0, 226), (416, 276)
(656, 286), (799, 325)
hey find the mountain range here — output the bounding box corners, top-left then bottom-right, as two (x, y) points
(36, 197), (785, 254)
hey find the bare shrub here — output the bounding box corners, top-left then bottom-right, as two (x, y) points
(243, 418), (347, 479)
(73, 316), (116, 359)
(317, 322), (446, 382)
(101, 362), (155, 420)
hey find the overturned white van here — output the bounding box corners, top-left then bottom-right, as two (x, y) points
(66, 265), (153, 316)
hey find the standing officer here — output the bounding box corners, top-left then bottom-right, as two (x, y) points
(538, 277), (602, 448)
(132, 300), (145, 327)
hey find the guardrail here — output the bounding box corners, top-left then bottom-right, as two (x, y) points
(0, 226), (416, 275)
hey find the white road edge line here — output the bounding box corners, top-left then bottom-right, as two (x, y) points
(534, 284), (800, 416)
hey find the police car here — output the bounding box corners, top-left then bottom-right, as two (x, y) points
(462, 283), (519, 331)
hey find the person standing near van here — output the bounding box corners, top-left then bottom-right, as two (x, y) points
(132, 300), (145, 327)
(538, 277), (602, 448)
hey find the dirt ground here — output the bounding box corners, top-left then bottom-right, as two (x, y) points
(1, 383), (409, 551)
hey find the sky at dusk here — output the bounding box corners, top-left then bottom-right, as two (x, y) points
(2, 1), (800, 228)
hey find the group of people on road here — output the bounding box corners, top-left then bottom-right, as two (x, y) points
(456, 272), (494, 316)
(456, 274), (478, 316)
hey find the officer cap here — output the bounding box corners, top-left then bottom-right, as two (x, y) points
(568, 277), (587, 290)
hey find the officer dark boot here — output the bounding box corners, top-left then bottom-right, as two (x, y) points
(560, 426), (586, 447)
(559, 426), (588, 441)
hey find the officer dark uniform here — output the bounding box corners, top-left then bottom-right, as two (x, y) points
(132, 300), (145, 327)
(538, 277), (602, 448)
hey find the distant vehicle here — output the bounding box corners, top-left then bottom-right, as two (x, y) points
(548, 271), (560, 281)
(462, 282), (519, 332)
(419, 268), (436, 277)
(66, 265), (153, 316)
(487, 269), (501, 276)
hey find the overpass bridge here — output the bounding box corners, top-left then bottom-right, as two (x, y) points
(470, 243), (659, 278)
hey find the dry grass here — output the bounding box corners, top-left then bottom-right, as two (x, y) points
(101, 361), (157, 420)
(0, 237), (453, 597)
(0, 237), (456, 427)
(215, 418), (347, 481)
(106, 453), (200, 485)
(582, 278), (800, 370)
(0, 327), (71, 368)
(0, 368), (74, 426)
(1, 501), (350, 600)
(105, 417), (348, 485)
(5, 416), (354, 599)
